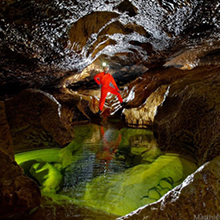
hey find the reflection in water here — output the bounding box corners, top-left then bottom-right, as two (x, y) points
(82, 154), (197, 216)
(15, 123), (197, 217)
(96, 126), (121, 172)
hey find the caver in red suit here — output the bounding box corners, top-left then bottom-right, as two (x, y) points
(94, 65), (123, 112)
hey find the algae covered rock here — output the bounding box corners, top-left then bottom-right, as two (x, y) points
(119, 155), (220, 220)
(81, 154), (197, 216)
(30, 162), (63, 193)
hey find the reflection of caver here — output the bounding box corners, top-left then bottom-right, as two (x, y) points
(96, 126), (122, 164)
(94, 64), (124, 114)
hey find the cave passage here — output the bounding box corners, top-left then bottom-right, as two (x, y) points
(15, 122), (198, 217)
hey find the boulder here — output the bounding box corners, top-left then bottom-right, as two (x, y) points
(123, 85), (169, 128)
(5, 89), (74, 153)
(54, 90), (92, 125)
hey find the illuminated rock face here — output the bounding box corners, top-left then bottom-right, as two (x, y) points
(0, 0), (220, 219)
(123, 85), (169, 128)
(0, 0), (219, 93)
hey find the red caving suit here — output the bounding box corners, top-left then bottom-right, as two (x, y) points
(94, 71), (123, 111)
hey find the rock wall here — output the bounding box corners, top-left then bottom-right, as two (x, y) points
(8, 196), (118, 220)
(0, 101), (41, 219)
(123, 85), (169, 128)
(153, 66), (220, 165)
(1, 0), (219, 93)
(5, 89), (74, 152)
(118, 65), (220, 219)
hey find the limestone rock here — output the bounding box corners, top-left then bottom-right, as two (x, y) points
(164, 41), (220, 70)
(153, 67), (220, 165)
(1, 0), (219, 93)
(118, 155), (220, 220)
(0, 101), (41, 219)
(5, 89), (74, 152)
(0, 101), (14, 159)
(0, 153), (41, 219)
(8, 195), (118, 220)
(54, 90), (92, 125)
(69, 11), (119, 51)
(123, 85), (169, 128)
(114, 0), (138, 17)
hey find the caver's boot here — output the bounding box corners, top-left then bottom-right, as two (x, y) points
(98, 109), (102, 115)
(120, 101), (127, 106)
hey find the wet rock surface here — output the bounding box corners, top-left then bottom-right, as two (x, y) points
(0, 101), (14, 158)
(123, 85), (169, 128)
(53, 89), (94, 126)
(1, 0), (219, 94)
(0, 0), (220, 219)
(153, 66), (220, 165)
(8, 195), (118, 220)
(0, 101), (41, 219)
(118, 155), (220, 220)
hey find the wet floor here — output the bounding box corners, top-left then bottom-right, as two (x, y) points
(15, 121), (198, 217)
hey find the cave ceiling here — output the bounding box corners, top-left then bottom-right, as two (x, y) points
(0, 0), (220, 96)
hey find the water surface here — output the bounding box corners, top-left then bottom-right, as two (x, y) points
(15, 122), (197, 216)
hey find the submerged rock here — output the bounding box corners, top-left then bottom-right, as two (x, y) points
(30, 162), (63, 193)
(119, 155), (220, 220)
(82, 154), (197, 216)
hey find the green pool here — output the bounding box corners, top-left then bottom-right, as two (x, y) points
(15, 123), (197, 217)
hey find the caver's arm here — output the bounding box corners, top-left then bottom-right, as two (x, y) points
(94, 72), (102, 85)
